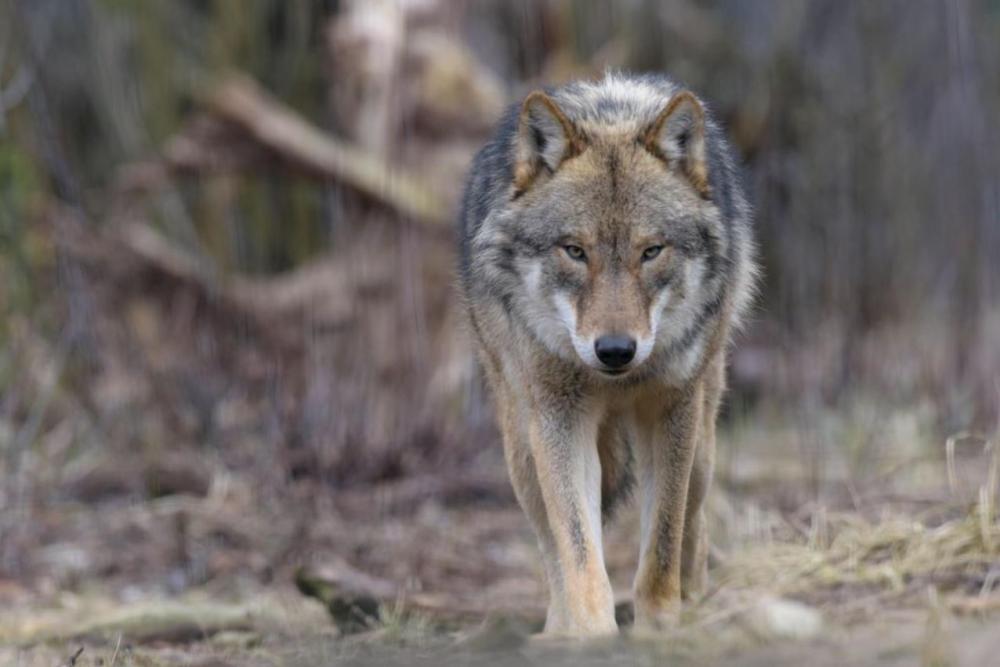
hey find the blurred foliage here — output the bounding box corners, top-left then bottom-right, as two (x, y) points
(0, 143), (33, 290)
(1, 0), (998, 406)
(2, 0), (335, 276)
(0, 139), (47, 332)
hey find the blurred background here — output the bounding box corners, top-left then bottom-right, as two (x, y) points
(1, 0), (999, 657)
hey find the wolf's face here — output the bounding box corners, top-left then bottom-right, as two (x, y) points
(506, 90), (724, 378)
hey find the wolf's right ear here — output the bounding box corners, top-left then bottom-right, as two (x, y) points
(513, 91), (584, 196)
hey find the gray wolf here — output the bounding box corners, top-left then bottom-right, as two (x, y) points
(458, 72), (757, 636)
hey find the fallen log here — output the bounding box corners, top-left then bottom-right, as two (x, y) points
(294, 562), (544, 633)
(295, 562), (638, 636)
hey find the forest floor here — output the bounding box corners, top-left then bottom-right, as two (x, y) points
(2, 404), (1000, 666)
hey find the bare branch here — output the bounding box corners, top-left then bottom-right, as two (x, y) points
(198, 74), (451, 227)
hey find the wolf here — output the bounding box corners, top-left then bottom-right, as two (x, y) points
(458, 72), (756, 636)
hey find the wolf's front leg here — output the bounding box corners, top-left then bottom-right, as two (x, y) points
(632, 386), (703, 631)
(526, 403), (617, 637)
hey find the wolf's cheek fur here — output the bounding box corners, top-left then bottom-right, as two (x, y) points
(656, 257), (712, 380)
(636, 288), (672, 364)
(517, 258), (581, 361)
(552, 292), (603, 367)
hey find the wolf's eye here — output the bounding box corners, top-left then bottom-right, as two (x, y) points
(642, 245), (664, 262)
(563, 245), (586, 261)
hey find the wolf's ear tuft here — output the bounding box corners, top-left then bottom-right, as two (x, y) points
(643, 91), (710, 198)
(513, 92), (584, 195)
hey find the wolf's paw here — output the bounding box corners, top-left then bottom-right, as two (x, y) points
(541, 609), (619, 639)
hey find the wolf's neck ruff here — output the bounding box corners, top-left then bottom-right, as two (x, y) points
(458, 72), (757, 636)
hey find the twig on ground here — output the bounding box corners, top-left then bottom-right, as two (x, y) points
(61, 646), (84, 667)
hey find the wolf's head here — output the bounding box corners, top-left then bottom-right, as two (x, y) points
(499, 81), (728, 379)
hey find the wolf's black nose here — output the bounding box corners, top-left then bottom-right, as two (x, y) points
(595, 335), (636, 368)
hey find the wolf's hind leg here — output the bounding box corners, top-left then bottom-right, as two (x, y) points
(682, 354), (724, 599)
(680, 466), (709, 599)
(598, 414), (634, 523)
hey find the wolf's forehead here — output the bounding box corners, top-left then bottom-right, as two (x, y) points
(554, 74), (677, 132)
(565, 146), (687, 219)
(517, 170), (701, 252)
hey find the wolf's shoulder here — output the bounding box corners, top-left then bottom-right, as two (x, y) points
(457, 100), (521, 277)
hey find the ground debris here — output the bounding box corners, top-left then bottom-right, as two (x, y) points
(744, 596), (824, 640)
(0, 594), (324, 648)
(57, 646), (84, 667)
(452, 614), (533, 653)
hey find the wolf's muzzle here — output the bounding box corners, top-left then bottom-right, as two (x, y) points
(594, 335), (637, 369)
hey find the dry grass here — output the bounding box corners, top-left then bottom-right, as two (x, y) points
(716, 507), (1000, 616)
(707, 420), (1000, 620)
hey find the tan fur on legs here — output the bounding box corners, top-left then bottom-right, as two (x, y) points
(632, 384), (703, 629)
(525, 391), (616, 635)
(492, 369), (616, 636)
(491, 376), (569, 631)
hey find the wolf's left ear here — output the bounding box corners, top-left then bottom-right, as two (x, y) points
(642, 91), (710, 198)
(513, 91), (584, 195)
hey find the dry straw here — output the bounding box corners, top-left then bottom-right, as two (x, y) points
(716, 426), (1000, 618)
